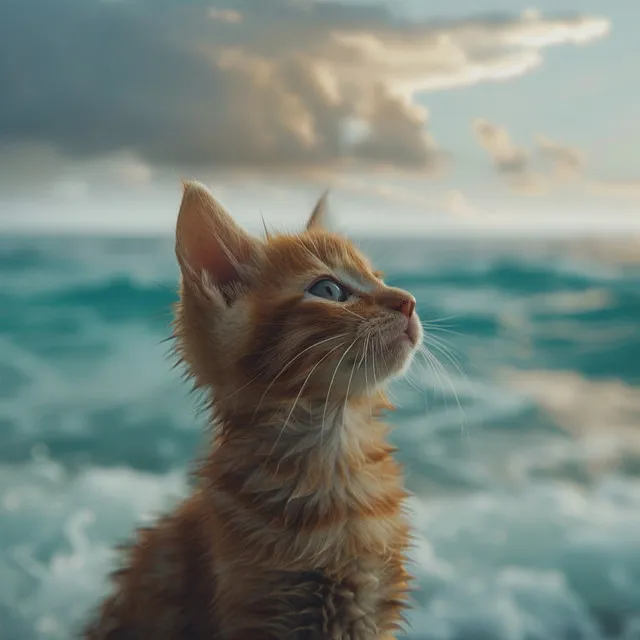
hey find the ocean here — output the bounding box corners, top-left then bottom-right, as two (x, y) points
(0, 234), (639, 640)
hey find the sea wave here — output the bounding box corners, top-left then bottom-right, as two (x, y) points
(1, 235), (639, 639)
(2, 455), (639, 640)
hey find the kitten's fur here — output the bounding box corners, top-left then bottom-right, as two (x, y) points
(82, 181), (423, 640)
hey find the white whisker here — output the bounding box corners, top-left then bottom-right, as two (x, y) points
(321, 338), (359, 447)
(418, 343), (467, 436)
(252, 333), (348, 419)
(421, 323), (466, 339)
(342, 306), (367, 321)
(269, 341), (346, 459)
(363, 332), (373, 421)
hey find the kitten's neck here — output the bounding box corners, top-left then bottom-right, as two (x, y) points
(213, 390), (388, 473)
(202, 390), (403, 568)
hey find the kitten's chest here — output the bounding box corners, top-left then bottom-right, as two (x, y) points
(214, 559), (404, 640)
(314, 558), (406, 640)
(289, 561), (402, 640)
(338, 564), (388, 636)
(294, 461), (411, 635)
(316, 515), (410, 638)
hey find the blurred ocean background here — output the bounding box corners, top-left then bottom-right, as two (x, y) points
(0, 233), (639, 640)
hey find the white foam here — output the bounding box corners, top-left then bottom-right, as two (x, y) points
(405, 478), (640, 639)
(0, 458), (187, 639)
(2, 447), (639, 638)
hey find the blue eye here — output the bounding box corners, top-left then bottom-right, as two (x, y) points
(307, 278), (350, 302)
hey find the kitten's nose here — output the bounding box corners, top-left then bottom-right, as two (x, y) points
(397, 296), (416, 318)
(379, 289), (416, 318)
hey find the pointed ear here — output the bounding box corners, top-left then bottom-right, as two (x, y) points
(175, 180), (261, 288)
(306, 189), (333, 231)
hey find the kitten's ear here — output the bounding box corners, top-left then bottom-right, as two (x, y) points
(176, 180), (261, 288)
(306, 190), (333, 231)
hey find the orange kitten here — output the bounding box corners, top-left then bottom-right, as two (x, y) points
(82, 181), (423, 639)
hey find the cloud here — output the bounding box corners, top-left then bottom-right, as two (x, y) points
(536, 135), (586, 179)
(0, 0), (609, 176)
(350, 86), (449, 172)
(330, 9), (608, 96)
(473, 120), (640, 201)
(472, 118), (528, 174)
(0, 144), (153, 199)
(584, 180), (640, 199)
(207, 8), (243, 23)
(472, 118), (548, 194)
(443, 190), (478, 217)
(303, 171), (479, 218)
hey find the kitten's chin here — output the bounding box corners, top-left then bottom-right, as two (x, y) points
(387, 338), (418, 377)
(381, 315), (422, 378)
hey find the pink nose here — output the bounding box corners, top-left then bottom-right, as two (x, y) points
(394, 297), (415, 318)
(379, 290), (416, 318)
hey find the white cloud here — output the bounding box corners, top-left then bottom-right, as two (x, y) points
(536, 135), (586, 179)
(474, 120), (640, 202)
(443, 189), (478, 217)
(472, 118), (529, 172)
(302, 171), (479, 219)
(207, 8), (243, 23)
(472, 118), (548, 195)
(330, 10), (609, 97)
(584, 180), (640, 199)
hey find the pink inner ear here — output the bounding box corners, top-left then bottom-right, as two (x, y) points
(177, 181), (260, 288)
(178, 202), (240, 286)
(186, 230), (238, 286)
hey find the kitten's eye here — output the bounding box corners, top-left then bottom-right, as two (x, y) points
(307, 278), (350, 302)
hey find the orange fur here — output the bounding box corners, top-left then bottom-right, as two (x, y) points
(82, 181), (423, 639)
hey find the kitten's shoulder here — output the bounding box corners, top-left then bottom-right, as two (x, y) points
(82, 494), (217, 639)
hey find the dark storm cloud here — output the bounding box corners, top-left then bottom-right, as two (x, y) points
(0, 0), (408, 169)
(0, 0), (608, 173)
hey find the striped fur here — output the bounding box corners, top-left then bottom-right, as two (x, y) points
(82, 181), (422, 640)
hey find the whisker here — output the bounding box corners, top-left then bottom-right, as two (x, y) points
(425, 338), (476, 428)
(424, 328), (482, 379)
(269, 341), (346, 458)
(252, 333), (348, 418)
(418, 343), (467, 436)
(424, 334), (466, 378)
(416, 345), (448, 407)
(333, 341), (364, 464)
(321, 338), (359, 447)
(374, 330), (399, 409)
(363, 332), (373, 421)
(342, 306), (366, 321)
(421, 324), (466, 339)
(213, 332), (348, 410)
(421, 313), (460, 325)
(369, 330), (381, 397)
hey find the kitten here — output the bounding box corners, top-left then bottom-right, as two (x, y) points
(82, 181), (423, 640)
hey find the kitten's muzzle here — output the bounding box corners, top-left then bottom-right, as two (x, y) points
(381, 310), (421, 349)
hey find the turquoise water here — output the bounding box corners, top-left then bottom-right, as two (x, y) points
(1, 235), (639, 639)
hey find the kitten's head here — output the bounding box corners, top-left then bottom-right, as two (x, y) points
(174, 181), (422, 412)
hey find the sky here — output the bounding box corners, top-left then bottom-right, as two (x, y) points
(1, 0), (639, 236)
